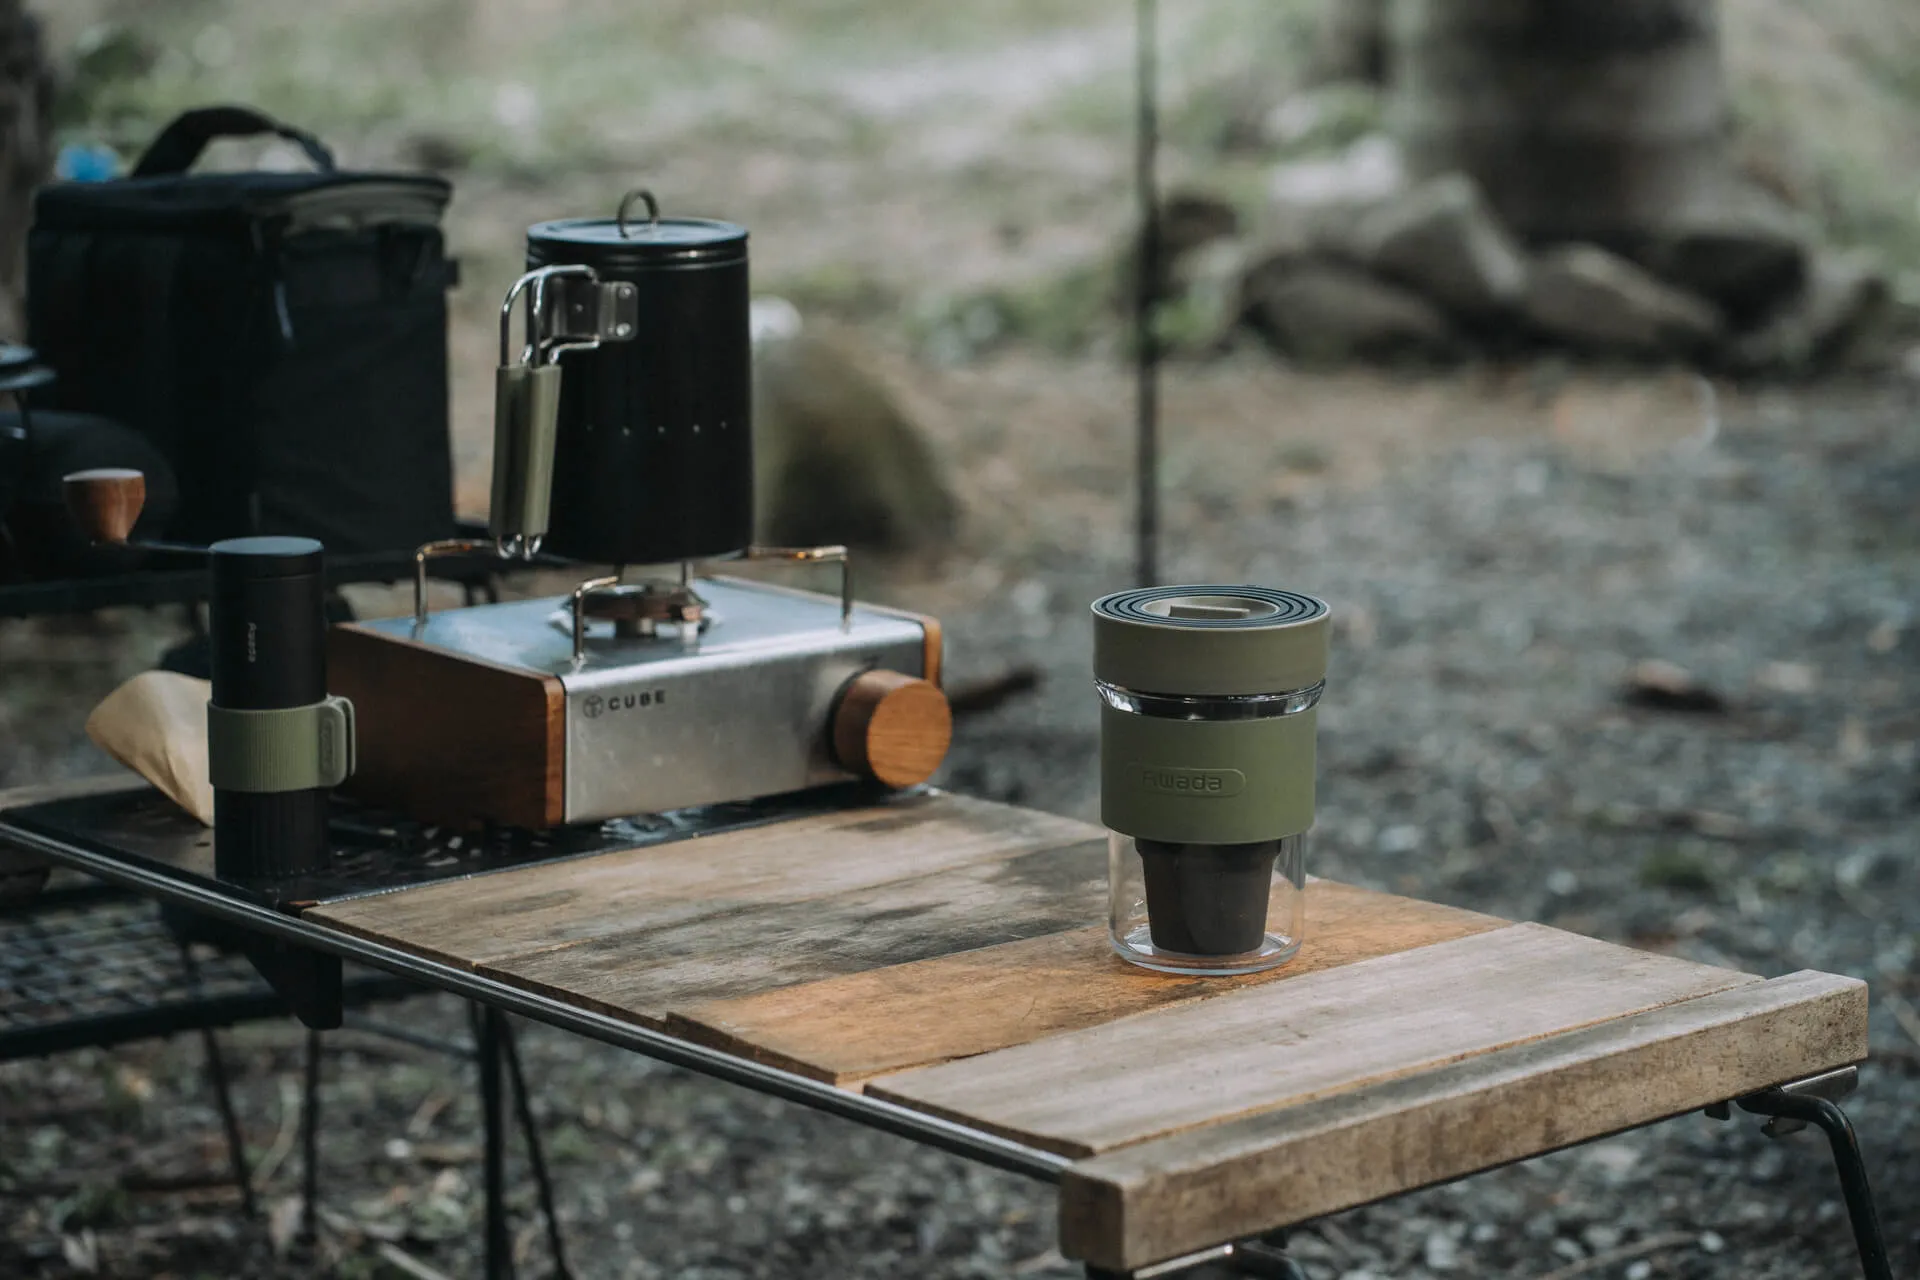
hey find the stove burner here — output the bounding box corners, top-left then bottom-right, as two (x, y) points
(579, 579), (709, 639)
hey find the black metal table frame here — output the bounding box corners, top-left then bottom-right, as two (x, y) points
(0, 819), (1891, 1280)
(0, 881), (566, 1272)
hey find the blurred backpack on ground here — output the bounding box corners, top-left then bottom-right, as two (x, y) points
(24, 106), (456, 554)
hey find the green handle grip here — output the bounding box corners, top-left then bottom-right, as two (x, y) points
(488, 363), (563, 547)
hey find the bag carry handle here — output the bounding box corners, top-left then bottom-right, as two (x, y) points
(132, 105), (336, 178)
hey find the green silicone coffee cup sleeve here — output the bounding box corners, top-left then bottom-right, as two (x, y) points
(1099, 705), (1317, 845)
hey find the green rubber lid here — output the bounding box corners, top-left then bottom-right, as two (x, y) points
(1093, 585), (1330, 696)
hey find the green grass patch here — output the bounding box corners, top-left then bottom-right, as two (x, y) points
(1639, 843), (1719, 894)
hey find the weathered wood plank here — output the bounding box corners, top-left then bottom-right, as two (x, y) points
(307, 792), (1100, 970)
(868, 923), (1758, 1158)
(1057, 970), (1869, 1271)
(486, 838), (1109, 1026)
(666, 880), (1504, 1083)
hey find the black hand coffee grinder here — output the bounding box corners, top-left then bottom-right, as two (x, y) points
(66, 468), (355, 1026)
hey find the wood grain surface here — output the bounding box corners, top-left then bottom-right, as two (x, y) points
(5, 771), (1873, 1270)
(489, 836), (1108, 1025)
(1057, 970), (1869, 1271)
(328, 623), (565, 829)
(667, 879), (1504, 1083)
(831, 670), (952, 788)
(868, 923), (1760, 1157)
(308, 792), (1099, 972)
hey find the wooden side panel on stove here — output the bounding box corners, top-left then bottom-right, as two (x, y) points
(328, 623), (565, 829)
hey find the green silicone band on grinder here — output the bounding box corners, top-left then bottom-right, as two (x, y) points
(207, 696), (357, 793)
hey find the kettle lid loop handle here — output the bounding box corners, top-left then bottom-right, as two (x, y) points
(616, 188), (661, 238)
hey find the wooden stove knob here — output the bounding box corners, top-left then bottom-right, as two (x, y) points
(832, 669), (952, 788)
(64, 468), (146, 545)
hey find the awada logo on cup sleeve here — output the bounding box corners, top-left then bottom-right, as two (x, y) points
(1133, 764), (1246, 798)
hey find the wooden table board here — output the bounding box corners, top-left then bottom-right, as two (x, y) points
(864, 922), (1760, 1156)
(665, 879), (1504, 1083)
(308, 793), (1502, 1062)
(479, 833), (1111, 1025)
(1056, 969), (1867, 1270)
(309, 792), (1097, 970)
(6, 780), (1872, 1274)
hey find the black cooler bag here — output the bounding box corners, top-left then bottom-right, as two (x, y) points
(25, 106), (455, 553)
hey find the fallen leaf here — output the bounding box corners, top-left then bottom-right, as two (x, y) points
(1622, 659), (1727, 713)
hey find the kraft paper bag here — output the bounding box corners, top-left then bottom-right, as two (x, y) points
(84, 671), (215, 825)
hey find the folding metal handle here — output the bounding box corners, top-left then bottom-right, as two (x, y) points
(483, 265), (641, 561)
(413, 263), (646, 623)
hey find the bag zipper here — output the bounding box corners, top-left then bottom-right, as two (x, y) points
(245, 180), (449, 234)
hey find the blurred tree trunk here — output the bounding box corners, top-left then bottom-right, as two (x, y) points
(0, 0), (50, 336)
(1386, 0), (1729, 248)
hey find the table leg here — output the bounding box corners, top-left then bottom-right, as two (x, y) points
(197, 1027), (259, 1219)
(500, 1014), (572, 1278)
(301, 1028), (321, 1245)
(1083, 1231), (1309, 1279)
(474, 1002), (514, 1280)
(1736, 1088), (1891, 1280)
(180, 942), (258, 1220)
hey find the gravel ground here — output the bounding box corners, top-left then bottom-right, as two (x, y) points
(1, 373), (1916, 1278)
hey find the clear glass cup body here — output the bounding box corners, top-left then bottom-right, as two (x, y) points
(1107, 831), (1305, 975)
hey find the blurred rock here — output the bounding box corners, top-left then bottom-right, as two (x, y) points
(1261, 81), (1384, 154)
(1725, 249), (1889, 375)
(1635, 198), (1810, 325)
(1161, 191), (1240, 265)
(1158, 237), (1254, 355)
(752, 310), (958, 552)
(1270, 134), (1405, 213)
(1524, 245), (1723, 357)
(1352, 173), (1528, 318)
(1243, 256), (1456, 363)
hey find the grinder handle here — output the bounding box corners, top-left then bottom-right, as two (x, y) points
(63, 468), (146, 545)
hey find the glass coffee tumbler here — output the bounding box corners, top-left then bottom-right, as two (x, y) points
(1094, 585), (1329, 976)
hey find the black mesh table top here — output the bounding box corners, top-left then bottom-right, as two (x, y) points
(0, 780), (887, 912)
(0, 884), (417, 1060)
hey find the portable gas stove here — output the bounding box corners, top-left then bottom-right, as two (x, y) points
(331, 567), (944, 830)
(330, 195), (951, 831)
